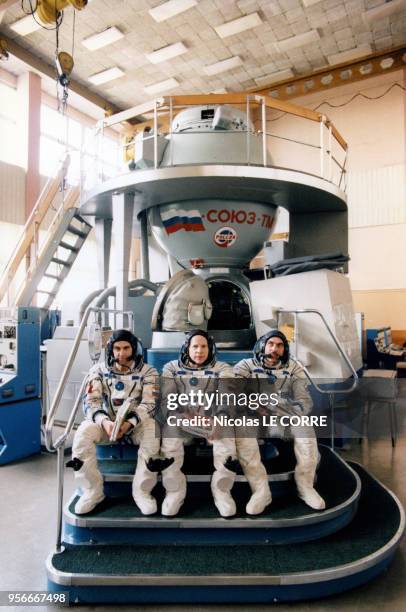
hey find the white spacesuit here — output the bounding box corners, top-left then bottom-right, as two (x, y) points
(234, 330), (325, 511)
(160, 329), (243, 518)
(68, 330), (160, 516)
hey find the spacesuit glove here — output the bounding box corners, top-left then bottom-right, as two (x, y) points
(117, 421), (134, 439)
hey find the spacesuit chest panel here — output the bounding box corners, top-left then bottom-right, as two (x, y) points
(103, 371), (144, 415)
(252, 367), (291, 396)
(172, 368), (221, 396)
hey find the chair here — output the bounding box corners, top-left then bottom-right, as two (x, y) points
(361, 369), (398, 447)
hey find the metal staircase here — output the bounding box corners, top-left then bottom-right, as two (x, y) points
(0, 156), (92, 309)
(16, 206), (92, 309)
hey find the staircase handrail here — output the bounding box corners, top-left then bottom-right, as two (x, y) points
(0, 155), (73, 303)
(12, 187), (80, 306)
(47, 306), (134, 553)
(276, 308), (359, 395)
(0, 154), (77, 301)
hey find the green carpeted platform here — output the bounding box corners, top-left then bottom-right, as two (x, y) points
(70, 445), (356, 521)
(55, 462), (400, 576)
(98, 438), (298, 476)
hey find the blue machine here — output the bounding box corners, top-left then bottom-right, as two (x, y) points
(0, 307), (41, 465)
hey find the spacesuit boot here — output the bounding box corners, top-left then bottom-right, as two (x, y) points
(211, 457), (237, 517)
(132, 453), (158, 515)
(237, 440), (272, 515)
(294, 437), (326, 511)
(161, 456), (187, 517)
(244, 465), (272, 515)
(70, 456), (105, 515)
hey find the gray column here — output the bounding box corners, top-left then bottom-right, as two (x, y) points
(140, 209), (150, 281)
(95, 217), (112, 289)
(112, 192), (134, 327)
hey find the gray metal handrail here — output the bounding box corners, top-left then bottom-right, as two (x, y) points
(47, 305), (134, 552)
(277, 308), (359, 395)
(45, 306), (134, 452)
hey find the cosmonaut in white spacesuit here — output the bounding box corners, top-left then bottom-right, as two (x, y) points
(234, 330), (326, 511)
(68, 329), (161, 515)
(160, 329), (244, 518)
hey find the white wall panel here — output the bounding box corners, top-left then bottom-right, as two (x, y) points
(347, 163), (406, 228)
(0, 161), (25, 224)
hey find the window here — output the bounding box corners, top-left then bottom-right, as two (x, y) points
(40, 105), (84, 182)
(40, 105), (120, 183)
(0, 83), (19, 166)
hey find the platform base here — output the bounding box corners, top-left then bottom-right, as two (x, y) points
(47, 460), (404, 604)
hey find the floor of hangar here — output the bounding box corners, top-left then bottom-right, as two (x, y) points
(1, 381), (406, 612)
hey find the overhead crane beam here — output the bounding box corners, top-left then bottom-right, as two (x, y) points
(0, 34), (121, 116)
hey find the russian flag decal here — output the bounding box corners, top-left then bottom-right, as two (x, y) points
(160, 208), (205, 234)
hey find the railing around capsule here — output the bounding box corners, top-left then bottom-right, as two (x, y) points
(81, 93), (348, 196)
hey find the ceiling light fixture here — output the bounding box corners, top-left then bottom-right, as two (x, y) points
(274, 29), (320, 53)
(144, 77), (179, 95)
(82, 27), (124, 51)
(9, 14), (41, 36)
(302, 0), (323, 6)
(88, 67), (125, 85)
(255, 69), (295, 87)
(149, 0), (197, 23)
(327, 44), (372, 66)
(204, 55), (242, 76)
(214, 12), (262, 38)
(363, 0), (405, 23)
(146, 41), (187, 64)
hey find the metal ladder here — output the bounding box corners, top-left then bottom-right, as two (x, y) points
(15, 207), (92, 309)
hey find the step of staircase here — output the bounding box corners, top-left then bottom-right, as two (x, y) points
(47, 460), (405, 604)
(64, 446), (360, 545)
(15, 209), (92, 309)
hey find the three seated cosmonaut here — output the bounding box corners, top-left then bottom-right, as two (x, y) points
(69, 327), (325, 516)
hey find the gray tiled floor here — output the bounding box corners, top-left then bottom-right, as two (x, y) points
(1, 393), (406, 611)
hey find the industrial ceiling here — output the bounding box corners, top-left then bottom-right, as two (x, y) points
(0, 0), (405, 115)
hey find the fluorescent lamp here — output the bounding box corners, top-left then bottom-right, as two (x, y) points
(302, 0), (323, 6)
(210, 88), (228, 94)
(9, 14), (41, 36)
(146, 42), (187, 64)
(88, 67), (125, 85)
(82, 27), (124, 51)
(274, 30), (320, 53)
(204, 56), (242, 76)
(255, 69), (294, 87)
(149, 0), (197, 22)
(328, 44), (372, 66)
(363, 0), (405, 23)
(214, 12), (262, 38)
(144, 77), (179, 95)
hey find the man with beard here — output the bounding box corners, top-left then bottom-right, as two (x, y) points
(234, 330), (325, 511)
